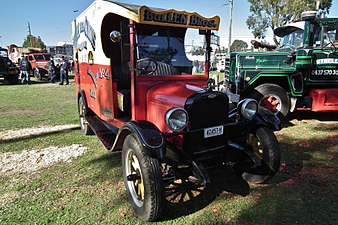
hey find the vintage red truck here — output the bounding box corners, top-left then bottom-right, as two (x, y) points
(8, 44), (51, 80)
(73, 0), (281, 221)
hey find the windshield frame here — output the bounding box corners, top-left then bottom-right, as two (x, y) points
(135, 24), (209, 77)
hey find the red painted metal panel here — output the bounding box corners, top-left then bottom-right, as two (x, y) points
(310, 89), (338, 112)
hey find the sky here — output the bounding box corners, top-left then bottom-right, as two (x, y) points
(1, 0), (338, 48)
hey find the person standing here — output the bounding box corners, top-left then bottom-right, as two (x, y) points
(20, 56), (31, 84)
(48, 57), (56, 83)
(59, 56), (69, 85)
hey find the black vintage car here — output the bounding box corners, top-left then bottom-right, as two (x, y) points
(0, 47), (20, 84)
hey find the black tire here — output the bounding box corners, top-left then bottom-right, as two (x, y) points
(7, 74), (19, 84)
(251, 83), (290, 118)
(239, 127), (281, 184)
(122, 134), (163, 221)
(78, 96), (94, 135)
(33, 68), (42, 80)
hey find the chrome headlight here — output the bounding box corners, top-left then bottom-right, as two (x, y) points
(165, 108), (188, 132)
(238, 99), (258, 120)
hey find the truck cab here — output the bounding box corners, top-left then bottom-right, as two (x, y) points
(224, 11), (338, 118)
(27, 53), (51, 80)
(0, 47), (19, 84)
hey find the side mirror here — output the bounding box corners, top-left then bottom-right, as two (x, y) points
(110, 30), (122, 43)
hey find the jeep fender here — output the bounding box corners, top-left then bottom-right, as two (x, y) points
(112, 121), (166, 160)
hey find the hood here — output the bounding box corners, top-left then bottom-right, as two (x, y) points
(146, 81), (206, 132)
(147, 82), (206, 108)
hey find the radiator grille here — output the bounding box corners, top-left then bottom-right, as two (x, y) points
(183, 92), (229, 161)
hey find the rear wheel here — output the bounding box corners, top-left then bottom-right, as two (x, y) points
(238, 127), (280, 184)
(122, 134), (163, 221)
(252, 83), (290, 119)
(78, 96), (94, 135)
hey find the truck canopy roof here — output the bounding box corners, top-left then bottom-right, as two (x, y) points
(108, 0), (165, 15)
(79, 0), (220, 30)
(274, 21), (304, 37)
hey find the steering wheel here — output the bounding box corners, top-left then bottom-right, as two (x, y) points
(136, 58), (158, 76)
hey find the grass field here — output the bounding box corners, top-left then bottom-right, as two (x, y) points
(0, 78), (337, 224)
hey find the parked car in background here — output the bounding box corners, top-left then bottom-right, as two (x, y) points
(27, 53), (51, 80)
(0, 47), (20, 84)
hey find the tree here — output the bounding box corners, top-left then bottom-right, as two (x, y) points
(246, 0), (332, 45)
(230, 40), (248, 52)
(22, 35), (46, 49)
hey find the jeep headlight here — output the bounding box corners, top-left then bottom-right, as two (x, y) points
(238, 99), (258, 120)
(165, 108), (188, 132)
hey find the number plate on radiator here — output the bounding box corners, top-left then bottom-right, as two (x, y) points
(204, 126), (224, 138)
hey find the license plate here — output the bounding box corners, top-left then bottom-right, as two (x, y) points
(204, 126), (224, 138)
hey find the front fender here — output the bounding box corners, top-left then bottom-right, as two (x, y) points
(254, 107), (281, 131)
(111, 120), (166, 160)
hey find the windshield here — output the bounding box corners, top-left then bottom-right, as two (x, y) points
(35, 54), (51, 61)
(314, 24), (337, 48)
(0, 49), (8, 58)
(279, 30), (304, 50)
(136, 24), (206, 76)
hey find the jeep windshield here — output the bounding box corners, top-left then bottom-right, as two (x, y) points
(136, 24), (205, 75)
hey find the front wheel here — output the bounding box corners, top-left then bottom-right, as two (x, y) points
(78, 96), (94, 135)
(238, 127), (281, 184)
(122, 134), (163, 221)
(251, 83), (290, 119)
(33, 68), (42, 80)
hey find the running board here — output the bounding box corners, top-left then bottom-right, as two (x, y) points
(86, 115), (117, 150)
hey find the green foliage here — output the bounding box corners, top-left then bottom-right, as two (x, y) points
(230, 39), (248, 52)
(246, 0), (333, 45)
(22, 35), (46, 49)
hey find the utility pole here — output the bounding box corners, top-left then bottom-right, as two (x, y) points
(28, 22), (32, 47)
(228, 0), (233, 55)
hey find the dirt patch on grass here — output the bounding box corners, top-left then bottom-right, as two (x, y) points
(0, 144), (88, 175)
(278, 164), (337, 188)
(0, 124), (87, 176)
(0, 124), (80, 141)
(0, 109), (39, 116)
